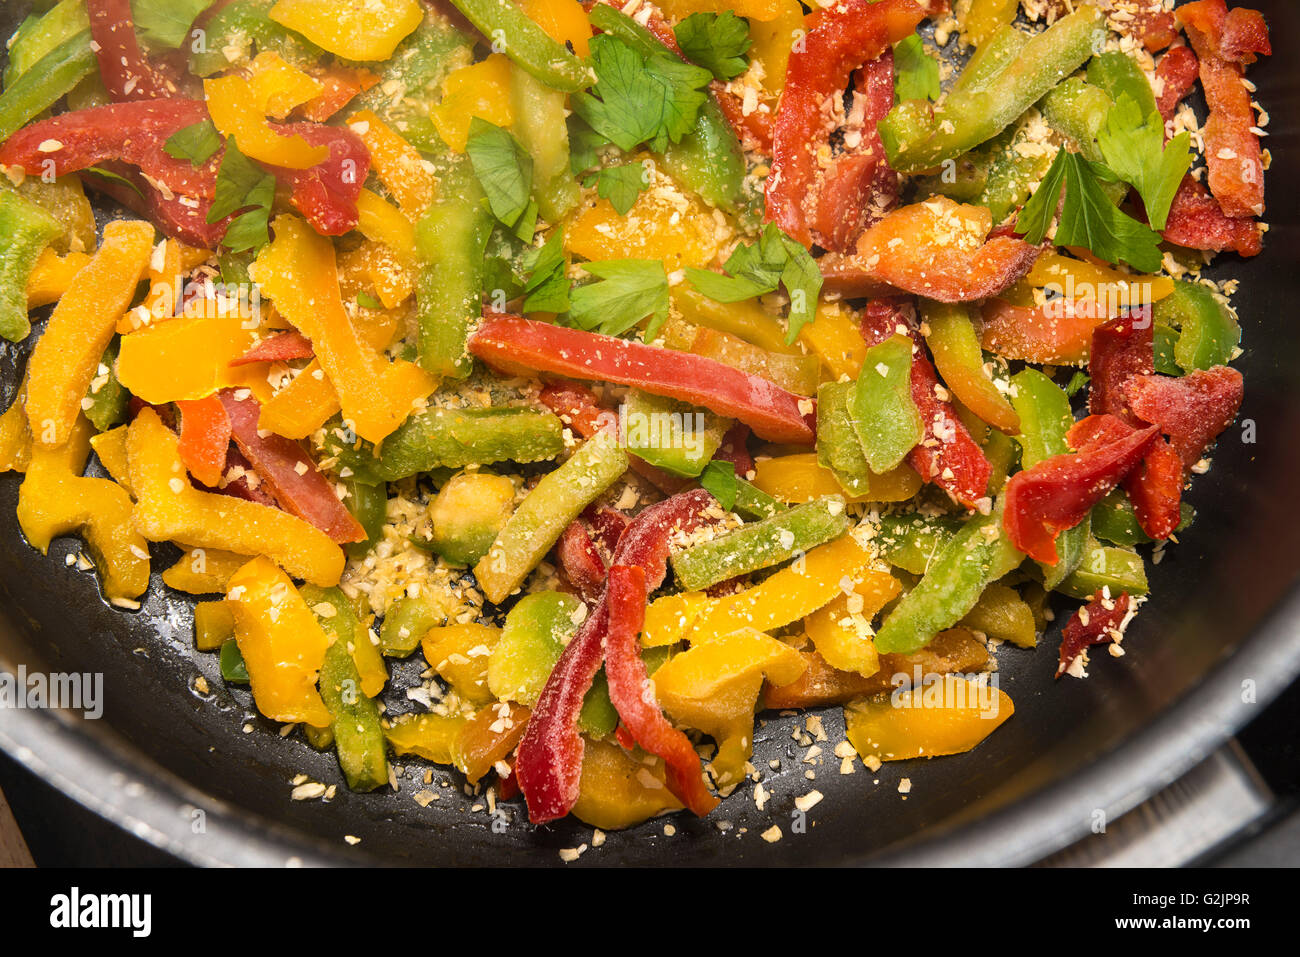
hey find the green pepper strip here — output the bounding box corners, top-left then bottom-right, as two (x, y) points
(1009, 368), (1089, 589)
(874, 511), (963, 576)
(948, 23), (1029, 98)
(849, 334), (924, 475)
(670, 500), (850, 593)
(219, 638), (251, 684)
(1037, 78), (1131, 206)
(880, 5), (1103, 174)
(1091, 488), (1194, 547)
(624, 389), (729, 478)
(343, 477), (387, 560)
(586, 4), (749, 218)
(873, 500), (1024, 655)
(305, 585), (390, 792)
(1086, 50), (1159, 119)
(510, 66), (581, 222)
(379, 594), (446, 657)
(474, 432), (629, 604)
(1056, 537), (1149, 600)
(731, 478), (784, 521)
(1154, 280), (1242, 373)
(0, 30), (97, 147)
(188, 0), (324, 76)
(82, 338), (129, 431)
(445, 0), (591, 93)
(326, 406), (564, 484)
(4, 0), (89, 88)
(816, 381), (872, 497)
(415, 150), (493, 378)
(0, 191), (62, 343)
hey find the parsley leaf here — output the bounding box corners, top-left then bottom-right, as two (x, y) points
(572, 34), (712, 155)
(1015, 150), (1163, 272)
(1097, 93), (1192, 231)
(521, 231), (572, 314)
(593, 162), (650, 216)
(1063, 370), (1090, 397)
(674, 12), (752, 82)
(466, 118), (535, 237)
(894, 34), (941, 103)
(684, 223), (822, 341)
(207, 137), (276, 254)
(356, 291), (383, 310)
(567, 259), (669, 339)
(698, 459), (739, 510)
(131, 0), (216, 49)
(164, 119), (222, 166)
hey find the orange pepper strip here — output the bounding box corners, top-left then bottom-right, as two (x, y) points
(162, 547), (257, 594)
(25, 219), (154, 449)
(176, 395), (232, 487)
(115, 311), (264, 405)
(116, 239), (211, 334)
(225, 556), (333, 727)
(257, 362), (340, 439)
(246, 51), (324, 119)
(26, 247), (93, 310)
(844, 674), (1014, 762)
(522, 0), (593, 57)
(251, 215), (434, 444)
(0, 378), (32, 474)
(354, 188), (418, 267)
(127, 408), (344, 586)
(751, 452), (921, 504)
(204, 75), (329, 169)
(348, 109), (435, 218)
(16, 415), (150, 600)
(297, 65), (378, 123)
(89, 425), (132, 494)
(803, 571), (900, 675)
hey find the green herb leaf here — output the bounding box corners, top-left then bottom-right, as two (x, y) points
(674, 12), (752, 82)
(893, 34), (941, 103)
(356, 291), (383, 310)
(466, 118), (535, 233)
(208, 137), (276, 254)
(1063, 370), (1090, 397)
(521, 231), (572, 314)
(572, 34), (712, 155)
(699, 459), (739, 510)
(131, 0), (217, 49)
(82, 167), (144, 198)
(164, 119), (222, 166)
(1097, 93), (1192, 231)
(594, 162), (650, 216)
(567, 259), (669, 339)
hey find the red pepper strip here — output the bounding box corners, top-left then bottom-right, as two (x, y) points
(218, 389), (367, 543)
(230, 331), (315, 367)
(175, 396), (232, 489)
(556, 520), (606, 606)
(585, 504), (629, 557)
(979, 296), (1108, 365)
(808, 50), (900, 254)
(1159, 175), (1262, 258)
(765, 0), (924, 247)
(715, 422), (754, 478)
(1177, 0), (1271, 219)
(267, 123), (371, 236)
(1122, 366), (1244, 471)
(1155, 45), (1199, 121)
(538, 382), (690, 494)
(604, 564), (719, 817)
(85, 161), (230, 248)
(294, 67), (380, 124)
(1133, 8), (1180, 52)
(1003, 417), (1160, 565)
(495, 767), (521, 801)
(861, 298), (992, 509)
(1088, 312), (1153, 425)
(1124, 435), (1184, 541)
(0, 101), (217, 199)
(88, 0), (179, 101)
(471, 318), (816, 445)
(1057, 590), (1132, 678)
(515, 489), (717, 823)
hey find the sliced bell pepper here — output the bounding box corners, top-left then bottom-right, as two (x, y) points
(26, 248), (93, 311)
(16, 414), (149, 601)
(662, 318), (820, 397)
(1123, 366), (1244, 471)
(445, 0), (591, 93)
(162, 547), (255, 595)
(1156, 44), (1200, 121)
(0, 380), (33, 475)
(230, 331), (314, 367)
(225, 556), (333, 727)
(253, 215), (434, 444)
(469, 317), (816, 445)
(673, 287), (796, 355)
(1089, 313), (1154, 425)
(116, 310), (271, 407)
(509, 62), (580, 223)
(87, 0), (177, 101)
(958, 0), (1019, 48)
(844, 674), (1013, 761)
(176, 395), (232, 489)
(1057, 538), (1148, 601)
(421, 622), (502, 706)
(205, 75), (330, 170)
(348, 109), (435, 219)
(193, 600), (235, 651)
(1057, 589), (1133, 678)
(268, 0), (423, 61)
(817, 380), (874, 497)
(797, 299), (868, 381)
(246, 51), (325, 119)
(570, 738), (682, 831)
(25, 219), (153, 450)
(849, 334), (924, 474)
(921, 301), (1019, 434)
(622, 389), (729, 478)
(127, 408), (345, 585)
(0, 29), (95, 145)
(451, 700), (532, 785)
(0, 191), (62, 343)
(424, 470), (517, 566)
(753, 452), (920, 505)
(1157, 280), (1242, 373)
(797, 569), (900, 675)
(384, 712), (468, 764)
(959, 581), (1036, 648)
(1160, 174), (1263, 258)
(764, 0), (923, 246)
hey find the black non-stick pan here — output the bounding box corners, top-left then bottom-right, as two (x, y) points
(1, 0), (1298, 867)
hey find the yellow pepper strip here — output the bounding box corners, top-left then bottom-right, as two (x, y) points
(922, 301), (1020, 435)
(798, 299), (866, 381)
(748, 0), (802, 98)
(642, 590), (714, 647)
(225, 556), (332, 727)
(258, 361), (340, 439)
(116, 312), (262, 405)
(654, 628), (807, 788)
(350, 626), (389, 699)
(0, 381), (32, 474)
(25, 247), (92, 310)
(16, 415), (150, 601)
(567, 178), (723, 271)
(269, 0), (423, 62)
(348, 109), (435, 218)
(431, 54), (514, 153)
(25, 220), (153, 450)
(844, 674), (1014, 762)
(421, 623), (502, 706)
(656, 0), (787, 23)
(671, 287), (797, 354)
(89, 425), (131, 494)
(803, 570), (900, 676)
(116, 239), (211, 334)
(384, 711), (469, 764)
(252, 215), (434, 444)
(355, 188), (418, 267)
(193, 599), (236, 651)
(247, 51), (324, 119)
(521, 0), (593, 57)
(752, 452), (921, 504)
(1025, 251), (1175, 307)
(127, 408), (344, 585)
(957, 0), (1020, 47)
(572, 738), (682, 831)
(205, 75), (329, 170)
(162, 547), (257, 594)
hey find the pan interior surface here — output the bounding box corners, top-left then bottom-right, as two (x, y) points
(0, 0), (1297, 866)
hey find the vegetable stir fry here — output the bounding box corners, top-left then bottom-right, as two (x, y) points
(0, 0), (1267, 833)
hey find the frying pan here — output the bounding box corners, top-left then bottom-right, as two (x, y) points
(1, 0), (1298, 867)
